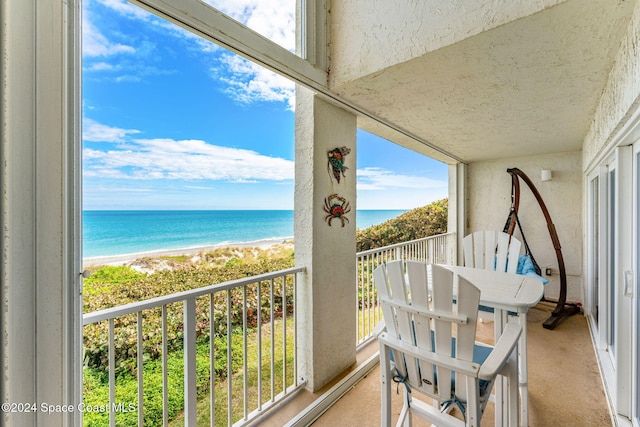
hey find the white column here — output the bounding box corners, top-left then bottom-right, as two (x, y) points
(448, 163), (467, 265)
(1, 0), (81, 425)
(294, 87), (357, 391)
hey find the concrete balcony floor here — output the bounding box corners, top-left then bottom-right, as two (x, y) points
(265, 302), (611, 426)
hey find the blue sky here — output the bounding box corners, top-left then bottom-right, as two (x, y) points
(82, 0), (448, 210)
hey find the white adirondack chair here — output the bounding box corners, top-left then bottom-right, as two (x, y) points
(374, 261), (521, 427)
(463, 231), (522, 274)
(463, 231), (522, 322)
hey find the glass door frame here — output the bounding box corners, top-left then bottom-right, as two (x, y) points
(585, 168), (602, 337)
(586, 147), (634, 420)
(633, 142), (640, 427)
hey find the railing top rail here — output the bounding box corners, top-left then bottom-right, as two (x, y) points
(83, 266), (305, 325)
(355, 232), (455, 258)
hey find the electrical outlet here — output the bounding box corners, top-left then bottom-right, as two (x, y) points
(545, 268), (552, 276)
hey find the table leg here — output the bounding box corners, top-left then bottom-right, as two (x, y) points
(379, 344), (392, 426)
(518, 312), (529, 427)
(493, 308), (509, 427)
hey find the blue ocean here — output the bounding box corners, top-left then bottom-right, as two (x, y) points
(83, 210), (406, 259)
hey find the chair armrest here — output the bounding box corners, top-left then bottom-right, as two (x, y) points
(478, 323), (522, 380)
(373, 320), (386, 337)
(379, 332), (480, 377)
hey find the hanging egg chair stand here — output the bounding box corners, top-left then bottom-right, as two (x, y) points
(503, 168), (580, 330)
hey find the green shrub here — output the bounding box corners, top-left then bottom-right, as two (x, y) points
(83, 338), (223, 427)
(83, 254), (294, 378)
(356, 198), (448, 251)
(83, 265), (148, 296)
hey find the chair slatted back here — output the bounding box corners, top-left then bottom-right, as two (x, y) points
(463, 231), (521, 274)
(374, 261), (480, 402)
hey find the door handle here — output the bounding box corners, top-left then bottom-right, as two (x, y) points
(624, 270), (634, 298)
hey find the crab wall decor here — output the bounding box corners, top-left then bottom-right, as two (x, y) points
(327, 146), (351, 184)
(323, 193), (351, 227)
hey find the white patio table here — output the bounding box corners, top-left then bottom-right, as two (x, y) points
(430, 264), (544, 427)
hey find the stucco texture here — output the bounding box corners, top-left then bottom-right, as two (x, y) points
(583, 0), (640, 170)
(294, 88), (358, 391)
(330, 0), (564, 87)
(467, 152), (583, 303)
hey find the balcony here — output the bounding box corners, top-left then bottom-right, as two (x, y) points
(308, 303), (610, 426)
(82, 233), (609, 426)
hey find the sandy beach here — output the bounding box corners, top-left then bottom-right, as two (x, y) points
(83, 238), (294, 267)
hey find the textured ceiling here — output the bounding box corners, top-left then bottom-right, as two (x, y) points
(332, 0), (637, 163)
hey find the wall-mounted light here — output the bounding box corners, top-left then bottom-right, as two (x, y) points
(541, 169), (552, 182)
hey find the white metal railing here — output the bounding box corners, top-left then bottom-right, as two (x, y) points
(355, 232), (457, 346)
(83, 266), (305, 427)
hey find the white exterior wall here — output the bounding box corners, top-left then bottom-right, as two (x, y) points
(329, 0), (565, 87)
(294, 88), (357, 391)
(467, 152), (583, 303)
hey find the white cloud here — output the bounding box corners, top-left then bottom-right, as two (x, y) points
(95, 0), (154, 21)
(357, 167), (448, 191)
(85, 0), (295, 108)
(202, 0), (296, 51)
(83, 119), (141, 143)
(84, 62), (115, 72)
(216, 55), (295, 109)
(82, 16), (135, 57)
(201, 0), (296, 109)
(83, 127), (294, 182)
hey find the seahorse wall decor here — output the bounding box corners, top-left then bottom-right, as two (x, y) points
(327, 146), (351, 184)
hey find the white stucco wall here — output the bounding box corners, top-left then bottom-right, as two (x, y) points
(467, 152), (583, 303)
(583, 0), (640, 169)
(329, 0), (565, 87)
(294, 88), (357, 392)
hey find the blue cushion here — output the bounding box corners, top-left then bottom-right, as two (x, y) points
(517, 255), (549, 284)
(449, 336), (492, 394)
(389, 331), (492, 398)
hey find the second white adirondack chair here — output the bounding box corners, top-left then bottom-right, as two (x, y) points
(463, 231), (522, 322)
(463, 230), (522, 274)
(374, 261), (521, 427)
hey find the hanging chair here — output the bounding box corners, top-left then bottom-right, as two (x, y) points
(503, 168), (579, 330)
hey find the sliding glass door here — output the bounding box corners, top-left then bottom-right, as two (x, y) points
(588, 157), (618, 362)
(587, 147), (635, 419)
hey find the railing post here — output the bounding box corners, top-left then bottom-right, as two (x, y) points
(108, 319), (116, 427)
(184, 298), (197, 427)
(355, 233), (458, 346)
(137, 312), (144, 427)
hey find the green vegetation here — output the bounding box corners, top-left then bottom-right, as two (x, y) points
(83, 247), (295, 376)
(83, 246), (295, 426)
(84, 321), (294, 426)
(356, 198), (448, 251)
